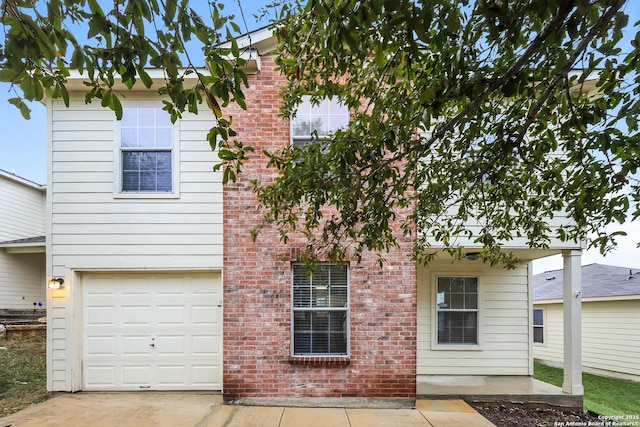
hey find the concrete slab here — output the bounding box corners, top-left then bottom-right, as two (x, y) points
(0, 392), (222, 427)
(416, 399), (495, 427)
(279, 407), (349, 427)
(416, 399), (477, 413)
(347, 408), (430, 426)
(0, 393), (498, 427)
(417, 375), (583, 410)
(204, 405), (284, 427)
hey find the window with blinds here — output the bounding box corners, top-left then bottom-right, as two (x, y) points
(436, 276), (478, 345)
(292, 264), (349, 356)
(120, 106), (173, 192)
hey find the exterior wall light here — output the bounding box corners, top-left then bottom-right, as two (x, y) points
(48, 278), (65, 289)
(466, 252), (480, 261)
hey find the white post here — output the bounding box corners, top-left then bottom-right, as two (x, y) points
(562, 249), (584, 395)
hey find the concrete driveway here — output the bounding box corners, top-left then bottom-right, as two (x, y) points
(0, 393), (495, 427)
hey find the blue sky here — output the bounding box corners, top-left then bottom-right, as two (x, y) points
(0, 2), (638, 272)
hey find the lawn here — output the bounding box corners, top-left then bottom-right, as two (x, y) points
(0, 336), (51, 417)
(534, 363), (640, 416)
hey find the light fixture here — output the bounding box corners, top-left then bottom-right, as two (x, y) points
(465, 252), (480, 261)
(48, 278), (65, 289)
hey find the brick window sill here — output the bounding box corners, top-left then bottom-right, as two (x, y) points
(288, 356), (351, 366)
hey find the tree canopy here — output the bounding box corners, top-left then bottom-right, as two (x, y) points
(1, 0), (639, 265)
(259, 0), (640, 265)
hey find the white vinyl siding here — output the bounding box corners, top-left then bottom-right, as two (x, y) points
(48, 96), (222, 272)
(0, 173), (46, 310)
(417, 260), (530, 375)
(47, 93), (224, 392)
(0, 173), (45, 242)
(0, 252), (45, 310)
(534, 300), (640, 381)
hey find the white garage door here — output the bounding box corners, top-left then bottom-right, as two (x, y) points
(82, 272), (222, 391)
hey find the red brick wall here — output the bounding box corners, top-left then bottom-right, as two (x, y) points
(223, 55), (416, 401)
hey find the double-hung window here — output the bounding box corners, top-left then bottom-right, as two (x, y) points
(120, 106), (173, 192)
(436, 276), (479, 345)
(291, 97), (349, 147)
(292, 264), (349, 356)
(533, 308), (545, 344)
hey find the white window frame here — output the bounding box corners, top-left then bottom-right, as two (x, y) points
(431, 273), (482, 350)
(291, 264), (350, 357)
(533, 307), (545, 345)
(114, 104), (180, 199)
(290, 96), (350, 147)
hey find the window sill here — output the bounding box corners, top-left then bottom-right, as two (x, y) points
(289, 356), (351, 366)
(113, 191), (180, 199)
(431, 344), (482, 351)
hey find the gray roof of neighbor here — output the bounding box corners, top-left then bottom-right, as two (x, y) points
(533, 263), (640, 301)
(0, 236), (45, 246)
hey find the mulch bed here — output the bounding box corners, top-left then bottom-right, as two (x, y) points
(472, 404), (601, 427)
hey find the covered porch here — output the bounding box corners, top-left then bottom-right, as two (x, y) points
(417, 375), (583, 410)
(415, 247), (585, 410)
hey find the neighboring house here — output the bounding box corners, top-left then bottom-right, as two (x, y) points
(534, 264), (640, 382)
(45, 27), (588, 405)
(0, 169), (46, 315)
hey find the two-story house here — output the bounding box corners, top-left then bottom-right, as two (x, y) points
(45, 27), (586, 407)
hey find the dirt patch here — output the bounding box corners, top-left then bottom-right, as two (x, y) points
(473, 404), (601, 427)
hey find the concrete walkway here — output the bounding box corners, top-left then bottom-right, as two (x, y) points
(0, 393), (495, 427)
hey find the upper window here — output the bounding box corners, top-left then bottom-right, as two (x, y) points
(120, 106), (173, 192)
(291, 97), (349, 147)
(436, 276), (478, 345)
(533, 308), (544, 344)
(292, 264), (349, 356)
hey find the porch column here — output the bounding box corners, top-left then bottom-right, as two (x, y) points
(562, 249), (583, 395)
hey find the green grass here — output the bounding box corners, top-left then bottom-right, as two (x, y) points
(0, 336), (51, 417)
(534, 363), (640, 416)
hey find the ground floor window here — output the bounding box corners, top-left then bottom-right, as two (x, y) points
(436, 276), (478, 345)
(533, 308), (545, 344)
(292, 264), (349, 356)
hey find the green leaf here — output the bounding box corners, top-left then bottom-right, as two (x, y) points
(8, 97), (31, 120)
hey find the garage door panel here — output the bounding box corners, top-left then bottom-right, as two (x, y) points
(122, 335), (154, 355)
(85, 366), (117, 386)
(191, 365), (219, 386)
(156, 365), (185, 385)
(86, 336), (116, 356)
(155, 335), (185, 355)
(192, 335), (220, 355)
(156, 305), (186, 325)
(122, 306), (153, 325)
(86, 306), (117, 326)
(192, 305), (219, 325)
(83, 272), (222, 391)
(121, 365), (152, 385)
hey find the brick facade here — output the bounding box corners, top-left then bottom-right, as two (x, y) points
(223, 55), (417, 401)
